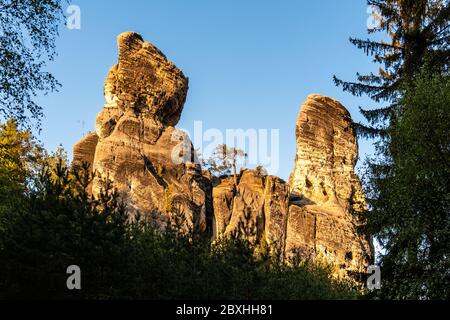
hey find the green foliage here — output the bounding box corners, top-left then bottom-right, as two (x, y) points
(203, 144), (247, 176)
(334, 0), (449, 137)
(361, 71), (450, 299)
(335, 0), (449, 300)
(0, 119), (45, 185)
(0, 119), (45, 246)
(163, 184), (174, 214)
(203, 144), (248, 192)
(0, 160), (130, 299)
(155, 163), (164, 177)
(0, 0), (65, 127)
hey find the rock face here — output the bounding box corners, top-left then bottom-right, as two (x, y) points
(286, 94), (371, 272)
(73, 131), (98, 170)
(212, 170), (289, 254)
(73, 32), (211, 231)
(73, 32), (371, 275)
(212, 95), (372, 273)
(289, 94), (362, 206)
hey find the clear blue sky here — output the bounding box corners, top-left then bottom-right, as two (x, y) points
(37, 0), (379, 180)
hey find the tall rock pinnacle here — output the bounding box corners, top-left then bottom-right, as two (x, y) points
(289, 94), (362, 207)
(73, 32), (211, 231)
(286, 94), (372, 273)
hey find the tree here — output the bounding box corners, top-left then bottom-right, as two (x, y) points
(333, 0), (449, 138)
(0, 119), (44, 200)
(334, 0), (450, 299)
(0, 0), (65, 127)
(204, 144), (247, 189)
(362, 72), (450, 299)
(0, 152), (134, 299)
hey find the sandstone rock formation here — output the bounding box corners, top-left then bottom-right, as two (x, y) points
(212, 170), (289, 255)
(73, 32), (371, 275)
(73, 32), (211, 231)
(289, 94), (364, 207)
(212, 94), (372, 273)
(286, 94), (371, 272)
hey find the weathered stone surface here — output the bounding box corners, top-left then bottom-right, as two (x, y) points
(285, 204), (371, 272)
(102, 32), (188, 127)
(73, 131), (98, 170)
(289, 94), (363, 207)
(224, 170), (266, 243)
(286, 94), (372, 273)
(212, 170), (289, 255)
(285, 205), (316, 260)
(263, 176), (289, 254)
(212, 176), (235, 238)
(73, 32), (210, 231)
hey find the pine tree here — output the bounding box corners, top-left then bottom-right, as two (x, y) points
(334, 0), (450, 299)
(363, 71), (450, 299)
(203, 144), (247, 190)
(333, 0), (449, 137)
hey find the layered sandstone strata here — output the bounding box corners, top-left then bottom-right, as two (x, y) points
(286, 94), (371, 272)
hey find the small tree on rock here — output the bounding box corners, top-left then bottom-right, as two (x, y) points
(204, 144), (247, 190)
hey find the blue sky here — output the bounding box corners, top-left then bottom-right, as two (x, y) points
(37, 0), (380, 180)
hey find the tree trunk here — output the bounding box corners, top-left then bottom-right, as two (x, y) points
(232, 160), (238, 192)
